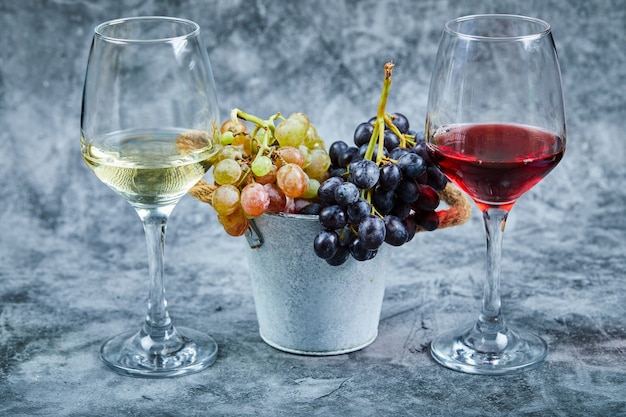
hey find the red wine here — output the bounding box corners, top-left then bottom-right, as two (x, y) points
(428, 123), (565, 211)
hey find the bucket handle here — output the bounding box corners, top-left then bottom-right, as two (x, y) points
(245, 219), (264, 249)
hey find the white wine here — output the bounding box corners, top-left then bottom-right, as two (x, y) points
(82, 129), (219, 206)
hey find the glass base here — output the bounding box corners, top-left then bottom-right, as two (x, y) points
(430, 323), (548, 375)
(100, 326), (218, 378)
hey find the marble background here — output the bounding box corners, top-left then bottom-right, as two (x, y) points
(1, 0), (625, 416)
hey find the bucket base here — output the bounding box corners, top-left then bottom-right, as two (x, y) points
(259, 329), (378, 356)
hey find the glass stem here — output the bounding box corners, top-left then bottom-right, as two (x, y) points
(136, 205), (176, 339)
(474, 208), (509, 349)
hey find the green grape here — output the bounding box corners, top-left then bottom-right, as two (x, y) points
(251, 155), (273, 177)
(213, 158), (242, 185)
(302, 178), (320, 199)
(275, 115), (309, 148)
(304, 123), (325, 149)
(304, 148), (331, 179)
(288, 112), (310, 127)
(218, 145), (243, 161)
(220, 130), (235, 145)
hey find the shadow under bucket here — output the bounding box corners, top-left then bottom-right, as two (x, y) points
(246, 213), (387, 356)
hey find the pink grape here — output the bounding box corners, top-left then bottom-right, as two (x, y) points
(264, 183), (287, 213)
(217, 206), (249, 237)
(277, 146), (305, 167)
(276, 163), (309, 198)
(254, 164), (278, 185)
(240, 182), (270, 217)
(211, 184), (240, 215)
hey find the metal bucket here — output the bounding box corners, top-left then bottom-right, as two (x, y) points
(246, 213), (386, 356)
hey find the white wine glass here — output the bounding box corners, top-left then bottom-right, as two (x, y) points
(425, 14), (566, 374)
(80, 16), (221, 377)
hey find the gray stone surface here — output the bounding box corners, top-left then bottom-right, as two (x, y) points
(1, 0), (625, 416)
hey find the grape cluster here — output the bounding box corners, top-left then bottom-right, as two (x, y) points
(211, 110), (331, 236)
(206, 63), (456, 267)
(311, 112), (449, 265)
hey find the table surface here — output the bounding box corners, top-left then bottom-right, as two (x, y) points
(1, 0), (625, 416)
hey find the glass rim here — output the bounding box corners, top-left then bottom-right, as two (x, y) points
(94, 16), (200, 43)
(444, 14), (551, 41)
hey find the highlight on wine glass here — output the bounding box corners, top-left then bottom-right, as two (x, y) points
(425, 14), (566, 374)
(80, 16), (221, 377)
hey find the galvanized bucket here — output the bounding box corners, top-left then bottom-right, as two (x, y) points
(246, 213), (386, 355)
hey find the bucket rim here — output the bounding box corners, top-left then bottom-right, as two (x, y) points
(262, 212), (319, 222)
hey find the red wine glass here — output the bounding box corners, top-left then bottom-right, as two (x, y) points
(425, 14), (566, 374)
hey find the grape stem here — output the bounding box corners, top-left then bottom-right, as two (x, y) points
(384, 114), (413, 148)
(231, 108), (276, 134)
(231, 108), (281, 175)
(364, 62), (394, 164)
(361, 62), (394, 213)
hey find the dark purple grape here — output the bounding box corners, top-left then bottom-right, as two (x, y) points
(372, 185), (395, 214)
(329, 140), (349, 166)
(358, 143), (388, 161)
(384, 130), (400, 151)
(413, 184), (440, 211)
(378, 162), (402, 191)
(389, 146), (408, 160)
(337, 226), (357, 247)
(319, 205), (347, 230)
(396, 178), (420, 203)
(416, 169), (429, 185)
(397, 152), (427, 179)
(349, 159), (379, 189)
(384, 215), (408, 246)
(391, 113), (410, 134)
(334, 182), (360, 206)
(408, 129), (426, 142)
(329, 167), (348, 178)
(298, 203), (322, 215)
(390, 200), (412, 220)
(346, 198), (371, 223)
(326, 245), (351, 266)
(338, 146), (360, 168)
(415, 210), (440, 231)
(358, 215), (386, 249)
(426, 166), (448, 191)
(313, 230), (339, 259)
(354, 122), (374, 147)
(404, 216), (417, 242)
(317, 176), (344, 205)
(349, 237), (377, 261)
(411, 141), (432, 164)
